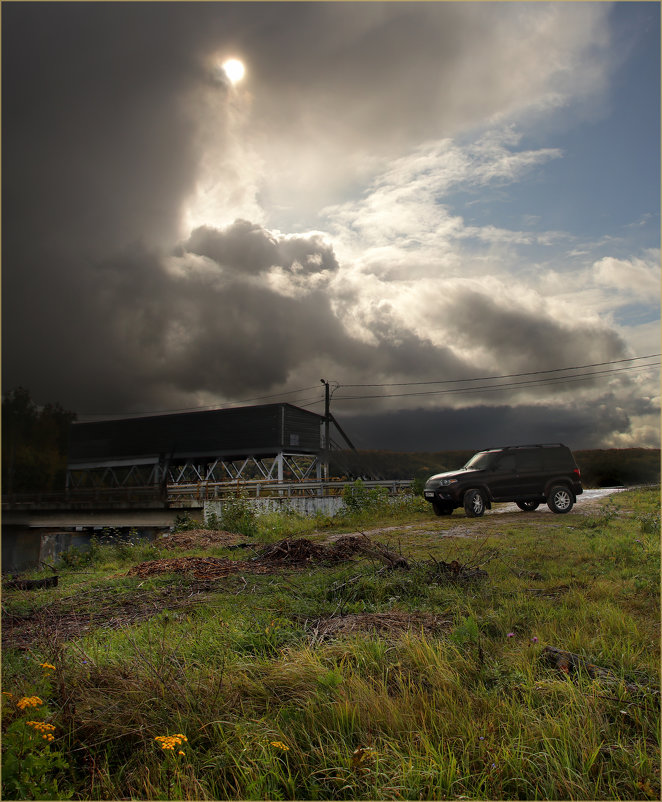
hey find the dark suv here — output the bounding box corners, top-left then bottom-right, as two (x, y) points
(423, 443), (582, 517)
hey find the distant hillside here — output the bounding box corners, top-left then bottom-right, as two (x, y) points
(329, 448), (660, 488)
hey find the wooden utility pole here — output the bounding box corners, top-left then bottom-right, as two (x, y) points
(320, 379), (358, 480)
(321, 379), (330, 480)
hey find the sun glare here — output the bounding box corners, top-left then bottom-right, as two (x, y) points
(222, 58), (245, 84)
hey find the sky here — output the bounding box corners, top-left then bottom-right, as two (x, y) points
(2, 1), (660, 452)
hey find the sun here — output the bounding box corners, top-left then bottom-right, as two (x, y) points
(221, 58), (245, 85)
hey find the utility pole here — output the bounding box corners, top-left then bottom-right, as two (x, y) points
(320, 379), (330, 480)
(320, 379), (358, 481)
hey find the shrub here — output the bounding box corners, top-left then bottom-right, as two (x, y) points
(217, 493), (259, 537)
(172, 513), (198, 532)
(341, 480), (389, 514)
(58, 535), (101, 568)
(411, 477), (426, 496)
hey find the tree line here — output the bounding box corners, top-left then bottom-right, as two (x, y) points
(2, 387), (76, 495)
(329, 447), (660, 488)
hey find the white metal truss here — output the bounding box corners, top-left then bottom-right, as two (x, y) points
(165, 452), (322, 485)
(65, 453), (323, 501)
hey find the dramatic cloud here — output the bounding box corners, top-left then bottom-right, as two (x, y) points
(337, 399), (641, 452)
(2, 2), (659, 449)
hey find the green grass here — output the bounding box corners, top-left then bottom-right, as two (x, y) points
(2, 487), (660, 799)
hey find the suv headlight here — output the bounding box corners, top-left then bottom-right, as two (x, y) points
(439, 478), (458, 486)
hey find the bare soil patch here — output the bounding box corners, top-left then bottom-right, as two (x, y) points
(2, 580), (220, 650)
(155, 528), (253, 550)
(127, 556), (270, 580)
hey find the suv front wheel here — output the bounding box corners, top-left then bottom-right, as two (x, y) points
(464, 489), (486, 518)
(547, 485), (573, 514)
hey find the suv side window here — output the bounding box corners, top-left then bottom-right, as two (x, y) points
(543, 448), (572, 470)
(496, 454), (516, 472)
(515, 449), (542, 471)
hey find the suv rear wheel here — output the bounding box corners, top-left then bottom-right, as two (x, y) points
(464, 489), (486, 518)
(516, 500), (540, 511)
(547, 485), (573, 514)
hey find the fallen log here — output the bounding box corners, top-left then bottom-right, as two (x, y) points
(4, 575), (59, 591)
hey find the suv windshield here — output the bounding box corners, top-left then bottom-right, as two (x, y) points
(463, 452), (497, 470)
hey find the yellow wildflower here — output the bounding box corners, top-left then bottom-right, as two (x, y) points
(155, 734), (187, 752)
(17, 696), (43, 710)
(26, 721), (56, 732)
(26, 721), (56, 742)
(270, 740), (290, 751)
(40, 663), (56, 671)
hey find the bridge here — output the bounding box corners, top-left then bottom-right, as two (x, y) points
(2, 478), (414, 528)
(2, 401), (414, 571)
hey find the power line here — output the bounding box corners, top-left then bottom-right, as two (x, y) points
(338, 353), (662, 389)
(76, 353), (659, 419)
(334, 361), (660, 401)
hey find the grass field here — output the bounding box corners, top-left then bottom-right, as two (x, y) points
(2, 486), (660, 800)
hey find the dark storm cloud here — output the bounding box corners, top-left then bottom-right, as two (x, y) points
(3, 1), (438, 413)
(441, 288), (627, 370)
(2, 2), (207, 257)
(86, 244), (352, 401)
(2, 1), (650, 452)
(337, 401), (637, 452)
(66, 221), (466, 410)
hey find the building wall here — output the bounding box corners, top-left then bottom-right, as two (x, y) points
(203, 495), (345, 520)
(68, 403), (323, 466)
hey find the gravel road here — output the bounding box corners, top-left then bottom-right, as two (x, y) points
(494, 486), (626, 515)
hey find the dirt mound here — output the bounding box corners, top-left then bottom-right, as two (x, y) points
(127, 556), (269, 579)
(124, 536), (400, 580)
(326, 534), (373, 560)
(311, 611), (453, 640)
(156, 529), (253, 550)
(258, 538), (329, 564)
(258, 535), (369, 565)
(258, 535), (408, 568)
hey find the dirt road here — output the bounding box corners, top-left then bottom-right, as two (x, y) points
(493, 486), (625, 515)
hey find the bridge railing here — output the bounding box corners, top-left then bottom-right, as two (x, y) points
(167, 479), (414, 503)
(2, 479), (416, 509)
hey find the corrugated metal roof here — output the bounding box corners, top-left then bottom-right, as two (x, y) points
(68, 403), (323, 465)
